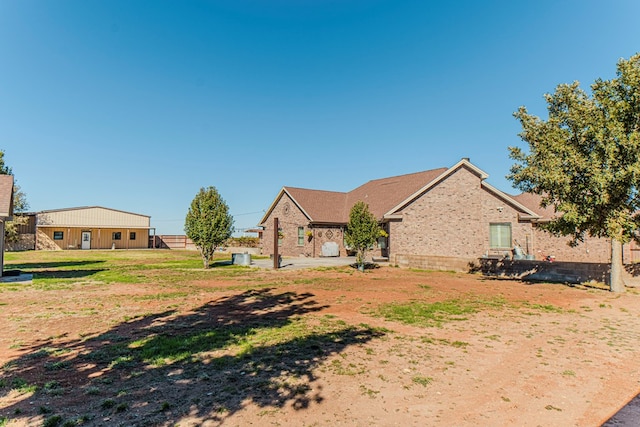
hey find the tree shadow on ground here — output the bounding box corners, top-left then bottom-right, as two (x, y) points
(349, 262), (380, 271)
(5, 260), (106, 270)
(31, 269), (106, 280)
(0, 288), (385, 426)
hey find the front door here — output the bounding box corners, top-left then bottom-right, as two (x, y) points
(81, 231), (91, 250)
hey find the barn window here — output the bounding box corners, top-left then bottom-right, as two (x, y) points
(112, 232), (122, 240)
(489, 223), (511, 249)
(130, 232), (136, 240)
(53, 231), (64, 240)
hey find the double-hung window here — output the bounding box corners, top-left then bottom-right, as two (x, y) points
(489, 223), (511, 249)
(297, 227), (304, 246)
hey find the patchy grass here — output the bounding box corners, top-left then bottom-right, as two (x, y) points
(1, 249), (636, 426)
(377, 296), (509, 327)
(412, 375), (433, 387)
(4, 250), (261, 289)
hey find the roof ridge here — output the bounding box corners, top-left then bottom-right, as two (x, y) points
(350, 167), (448, 190)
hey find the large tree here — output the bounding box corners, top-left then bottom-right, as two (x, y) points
(344, 201), (381, 272)
(185, 186), (234, 268)
(0, 150), (29, 243)
(508, 53), (640, 292)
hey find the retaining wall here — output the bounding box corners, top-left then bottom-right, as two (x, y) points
(391, 254), (476, 272)
(479, 258), (610, 285)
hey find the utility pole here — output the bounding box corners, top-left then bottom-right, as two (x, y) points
(273, 217), (279, 269)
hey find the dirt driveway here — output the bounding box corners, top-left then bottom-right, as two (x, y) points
(1, 253), (640, 426)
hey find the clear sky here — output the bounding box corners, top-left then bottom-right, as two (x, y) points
(1, 1), (639, 235)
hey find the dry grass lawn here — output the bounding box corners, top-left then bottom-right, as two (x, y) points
(1, 250), (639, 426)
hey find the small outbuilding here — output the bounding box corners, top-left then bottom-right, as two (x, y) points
(36, 206), (153, 250)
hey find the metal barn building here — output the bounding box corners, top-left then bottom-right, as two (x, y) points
(37, 206), (153, 250)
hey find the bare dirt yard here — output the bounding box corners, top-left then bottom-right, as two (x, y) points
(1, 250), (640, 426)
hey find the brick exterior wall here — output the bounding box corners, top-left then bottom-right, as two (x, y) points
(392, 254), (476, 272)
(387, 165), (615, 266)
(261, 193), (387, 258)
(531, 226), (614, 263)
(388, 166), (532, 260)
(261, 194), (315, 257)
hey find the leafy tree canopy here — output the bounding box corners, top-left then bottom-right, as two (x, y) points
(0, 151), (12, 175)
(344, 201), (381, 271)
(508, 53), (640, 292)
(184, 186), (234, 268)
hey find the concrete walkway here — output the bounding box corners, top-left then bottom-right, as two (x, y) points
(250, 256), (358, 270)
(603, 393), (640, 426)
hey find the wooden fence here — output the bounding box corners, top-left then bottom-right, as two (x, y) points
(150, 235), (197, 250)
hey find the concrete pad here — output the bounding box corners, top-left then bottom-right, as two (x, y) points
(0, 273), (33, 284)
(250, 256), (358, 270)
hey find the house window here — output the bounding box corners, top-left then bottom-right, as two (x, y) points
(489, 223), (512, 249)
(112, 232), (122, 240)
(130, 232), (136, 240)
(297, 227), (304, 246)
(53, 231), (64, 240)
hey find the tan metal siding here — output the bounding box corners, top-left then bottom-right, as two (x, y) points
(38, 207), (150, 228)
(39, 227), (150, 250)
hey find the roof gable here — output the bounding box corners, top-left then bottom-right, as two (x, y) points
(258, 187), (347, 225)
(384, 159), (489, 217)
(260, 158), (541, 226)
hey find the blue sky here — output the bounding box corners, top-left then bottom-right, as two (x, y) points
(1, 1), (639, 235)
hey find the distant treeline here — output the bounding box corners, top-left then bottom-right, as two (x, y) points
(226, 236), (260, 248)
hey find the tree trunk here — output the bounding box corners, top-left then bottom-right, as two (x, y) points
(610, 239), (625, 293)
(202, 249), (211, 269)
(357, 250), (365, 272)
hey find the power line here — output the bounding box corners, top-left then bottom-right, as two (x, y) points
(153, 210), (265, 222)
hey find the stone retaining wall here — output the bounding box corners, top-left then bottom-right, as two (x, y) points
(391, 254), (476, 272)
(479, 258), (610, 285)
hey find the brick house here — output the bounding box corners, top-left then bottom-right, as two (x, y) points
(258, 158), (621, 269)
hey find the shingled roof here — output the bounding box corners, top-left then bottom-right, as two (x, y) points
(284, 187), (348, 224)
(511, 192), (557, 220)
(0, 175), (14, 219)
(259, 159), (541, 226)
